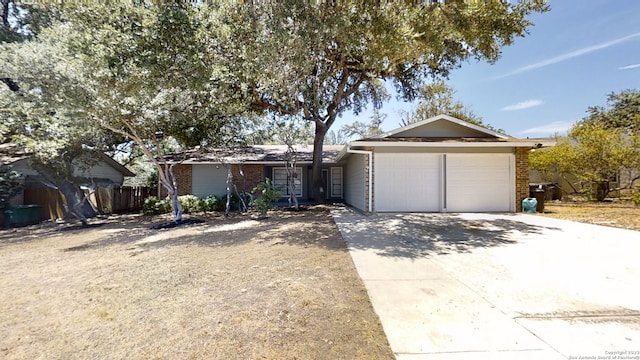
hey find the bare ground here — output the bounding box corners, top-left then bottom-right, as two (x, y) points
(0, 206), (393, 360)
(539, 200), (640, 231)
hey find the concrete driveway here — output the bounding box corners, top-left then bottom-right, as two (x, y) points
(332, 208), (640, 360)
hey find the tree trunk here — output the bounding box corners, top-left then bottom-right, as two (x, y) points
(58, 181), (95, 226)
(161, 163), (182, 223)
(312, 122), (328, 204)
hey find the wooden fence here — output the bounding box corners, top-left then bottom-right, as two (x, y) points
(22, 185), (156, 220)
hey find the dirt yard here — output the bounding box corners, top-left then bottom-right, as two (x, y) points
(539, 200), (640, 231)
(0, 206), (393, 359)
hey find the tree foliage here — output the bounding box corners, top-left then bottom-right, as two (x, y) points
(2, 3), (250, 223)
(213, 0), (548, 201)
(0, 166), (22, 209)
(530, 90), (640, 201)
(401, 80), (503, 133)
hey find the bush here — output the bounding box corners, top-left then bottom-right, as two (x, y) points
(178, 194), (201, 214)
(201, 195), (224, 212)
(251, 178), (281, 217)
(143, 196), (172, 215)
(633, 190), (640, 207)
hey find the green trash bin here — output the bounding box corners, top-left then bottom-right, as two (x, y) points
(5, 205), (42, 227)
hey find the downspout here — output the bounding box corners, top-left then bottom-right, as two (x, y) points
(346, 148), (373, 212)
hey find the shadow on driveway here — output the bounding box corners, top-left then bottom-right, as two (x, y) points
(333, 209), (562, 259)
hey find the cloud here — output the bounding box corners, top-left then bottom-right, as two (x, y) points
(520, 121), (573, 135)
(501, 99), (543, 111)
(497, 32), (640, 78)
(619, 64), (640, 70)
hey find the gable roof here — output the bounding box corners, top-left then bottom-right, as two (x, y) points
(164, 145), (344, 164)
(375, 114), (511, 140)
(0, 142), (135, 177)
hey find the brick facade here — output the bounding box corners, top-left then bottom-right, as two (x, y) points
(231, 164), (264, 192)
(515, 147), (530, 212)
(159, 164), (192, 197)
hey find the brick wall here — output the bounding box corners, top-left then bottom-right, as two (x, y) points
(159, 164), (192, 197)
(232, 164), (264, 192)
(515, 147), (530, 212)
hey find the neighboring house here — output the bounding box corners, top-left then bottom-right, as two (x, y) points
(0, 143), (135, 219)
(167, 115), (555, 213)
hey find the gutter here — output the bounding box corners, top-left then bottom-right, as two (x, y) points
(346, 148), (373, 212)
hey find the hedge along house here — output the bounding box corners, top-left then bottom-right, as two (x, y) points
(337, 114), (555, 213)
(162, 145), (346, 203)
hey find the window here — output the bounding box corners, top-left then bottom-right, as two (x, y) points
(330, 167), (343, 198)
(272, 167), (302, 197)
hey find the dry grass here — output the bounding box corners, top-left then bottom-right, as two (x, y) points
(0, 206), (393, 359)
(538, 200), (640, 231)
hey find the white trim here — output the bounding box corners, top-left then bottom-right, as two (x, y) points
(349, 140), (556, 148)
(376, 114), (512, 139)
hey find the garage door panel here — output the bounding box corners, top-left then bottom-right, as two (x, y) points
(375, 153), (441, 212)
(446, 154), (511, 212)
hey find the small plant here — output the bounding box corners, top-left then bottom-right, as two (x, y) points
(201, 195), (224, 212)
(633, 187), (640, 207)
(250, 178), (281, 218)
(142, 196), (171, 215)
(178, 194), (201, 214)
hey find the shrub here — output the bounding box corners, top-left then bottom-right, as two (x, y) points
(201, 195), (223, 212)
(250, 178), (281, 217)
(178, 194), (201, 214)
(143, 196), (172, 215)
(633, 189), (640, 207)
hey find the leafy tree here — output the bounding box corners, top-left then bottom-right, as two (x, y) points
(401, 80), (503, 133)
(214, 0), (545, 201)
(581, 89), (640, 134)
(0, 166), (22, 210)
(340, 108), (386, 141)
(2, 3), (249, 223)
(530, 123), (640, 201)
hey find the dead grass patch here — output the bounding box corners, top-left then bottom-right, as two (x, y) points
(538, 200), (640, 231)
(0, 206), (393, 359)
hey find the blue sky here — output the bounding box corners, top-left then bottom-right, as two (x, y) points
(336, 0), (640, 139)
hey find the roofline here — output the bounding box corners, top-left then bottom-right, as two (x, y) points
(349, 140), (556, 148)
(376, 114), (512, 139)
(98, 153), (136, 177)
(164, 160), (341, 165)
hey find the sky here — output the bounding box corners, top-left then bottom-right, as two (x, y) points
(336, 0), (640, 139)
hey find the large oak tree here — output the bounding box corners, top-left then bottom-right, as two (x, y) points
(210, 0), (549, 202)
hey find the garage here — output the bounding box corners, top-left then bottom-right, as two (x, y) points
(374, 153), (441, 212)
(445, 153), (513, 212)
(340, 114), (554, 213)
(374, 152), (513, 213)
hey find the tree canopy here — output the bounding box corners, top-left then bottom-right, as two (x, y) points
(213, 0), (548, 200)
(530, 90), (640, 200)
(400, 80), (503, 133)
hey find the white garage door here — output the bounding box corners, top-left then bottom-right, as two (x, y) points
(374, 153), (513, 213)
(374, 153), (441, 212)
(446, 154), (512, 212)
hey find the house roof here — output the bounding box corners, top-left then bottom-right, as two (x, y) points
(0, 142), (135, 177)
(164, 145), (345, 164)
(349, 114), (555, 148)
(375, 114), (511, 140)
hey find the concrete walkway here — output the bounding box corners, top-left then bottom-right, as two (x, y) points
(331, 207), (640, 359)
